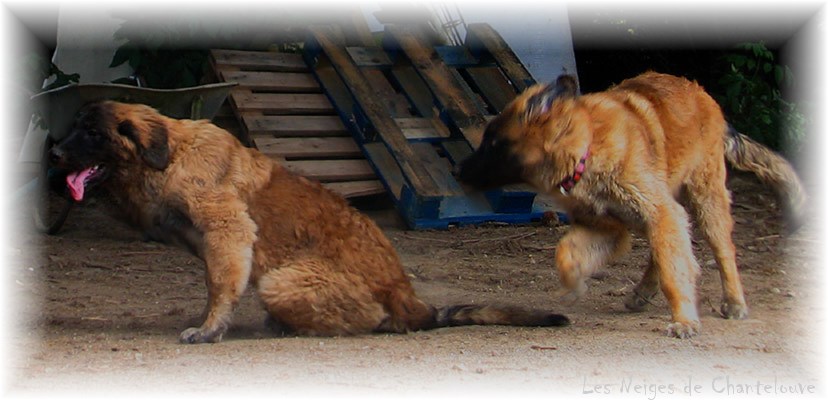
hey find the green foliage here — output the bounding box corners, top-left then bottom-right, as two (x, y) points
(23, 53), (80, 92)
(109, 46), (208, 89)
(109, 16), (213, 89)
(714, 42), (807, 153)
(23, 54), (81, 130)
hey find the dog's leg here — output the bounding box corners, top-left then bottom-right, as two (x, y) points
(624, 254), (660, 311)
(556, 219), (630, 303)
(257, 259), (388, 336)
(686, 165), (748, 320)
(178, 194), (258, 344)
(646, 200), (701, 338)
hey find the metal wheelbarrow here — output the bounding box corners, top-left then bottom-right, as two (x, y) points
(26, 82), (236, 234)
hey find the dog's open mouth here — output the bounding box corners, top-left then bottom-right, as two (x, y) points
(66, 165), (105, 202)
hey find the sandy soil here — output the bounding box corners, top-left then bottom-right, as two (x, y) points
(6, 173), (825, 398)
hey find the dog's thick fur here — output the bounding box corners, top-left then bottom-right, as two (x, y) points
(458, 72), (807, 338)
(50, 101), (569, 343)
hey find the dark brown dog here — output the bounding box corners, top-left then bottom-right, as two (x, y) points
(49, 100), (569, 343)
(458, 72), (807, 338)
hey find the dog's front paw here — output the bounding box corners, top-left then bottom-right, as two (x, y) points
(720, 301), (749, 320)
(179, 326), (225, 344)
(666, 320), (700, 339)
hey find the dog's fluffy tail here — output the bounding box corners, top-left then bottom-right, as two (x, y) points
(426, 304), (570, 329)
(724, 126), (808, 228)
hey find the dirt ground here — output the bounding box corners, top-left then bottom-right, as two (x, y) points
(6, 173), (825, 398)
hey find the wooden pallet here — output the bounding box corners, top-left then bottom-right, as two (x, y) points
(304, 23), (551, 229)
(209, 49), (385, 199)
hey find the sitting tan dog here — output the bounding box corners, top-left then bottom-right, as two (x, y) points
(49, 100), (570, 343)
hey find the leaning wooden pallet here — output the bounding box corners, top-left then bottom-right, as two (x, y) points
(209, 49), (385, 199)
(304, 23), (553, 229)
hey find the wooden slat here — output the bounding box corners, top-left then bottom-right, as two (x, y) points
(309, 25), (449, 198)
(440, 139), (474, 165)
(362, 69), (412, 118)
(211, 49), (308, 72)
(363, 142), (404, 198)
(218, 70), (321, 92)
(347, 47), (393, 67)
(385, 24), (489, 148)
(465, 23), (536, 93)
(463, 66), (516, 113)
(230, 92), (334, 114)
(410, 142), (463, 194)
(281, 159), (376, 182)
(435, 46), (478, 67)
(394, 117), (450, 140)
(326, 180), (386, 198)
(254, 137), (362, 158)
(389, 65), (436, 118)
(243, 115), (348, 136)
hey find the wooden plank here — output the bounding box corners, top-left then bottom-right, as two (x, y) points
(309, 56), (360, 136)
(362, 69), (412, 118)
(362, 142), (404, 198)
(242, 115), (348, 136)
(210, 49), (307, 72)
(325, 180), (386, 198)
(254, 137), (362, 159)
(389, 65), (436, 118)
(384, 24), (489, 148)
(308, 25), (448, 198)
(394, 117), (450, 140)
(410, 142), (463, 194)
(230, 92), (334, 114)
(218, 70), (321, 92)
(281, 159), (376, 182)
(346, 47), (393, 67)
(463, 66), (517, 113)
(465, 23), (536, 93)
(435, 46), (478, 67)
(440, 139), (474, 165)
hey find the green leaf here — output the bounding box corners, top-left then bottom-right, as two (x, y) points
(110, 46), (135, 68)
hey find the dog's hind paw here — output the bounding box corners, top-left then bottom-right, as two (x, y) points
(179, 326), (225, 344)
(624, 290), (656, 312)
(555, 282), (587, 305)
(720, 301), (749, 320)
(666, 321), (700, 339)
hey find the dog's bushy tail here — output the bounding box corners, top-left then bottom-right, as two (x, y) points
(724, 126), (808, 229)
(427, 304), (570, 329)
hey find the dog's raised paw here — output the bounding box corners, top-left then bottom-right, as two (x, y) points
(179, 327), (224, 344)
(666, 321), (700, 339)
(624, 290), (656, 312)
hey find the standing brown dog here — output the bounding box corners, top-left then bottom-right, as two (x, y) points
(458, 72), (807, 338)
(49, 100), (569, 343)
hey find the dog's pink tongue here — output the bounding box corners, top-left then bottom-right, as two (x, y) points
(66, 168), (94, 201)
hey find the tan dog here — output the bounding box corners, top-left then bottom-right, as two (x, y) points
(49, 101), (569, 343)
(457, 72), (807, 338)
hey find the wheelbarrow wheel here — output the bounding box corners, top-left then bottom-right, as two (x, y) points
(33, 137), (73, 235)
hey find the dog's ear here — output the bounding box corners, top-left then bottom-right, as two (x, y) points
(554, 75), (579, 98)
(117, 119), (170, 170)
(523, 75), (579, 122)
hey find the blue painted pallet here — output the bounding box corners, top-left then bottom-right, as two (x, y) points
(304, 24), (561, 229)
